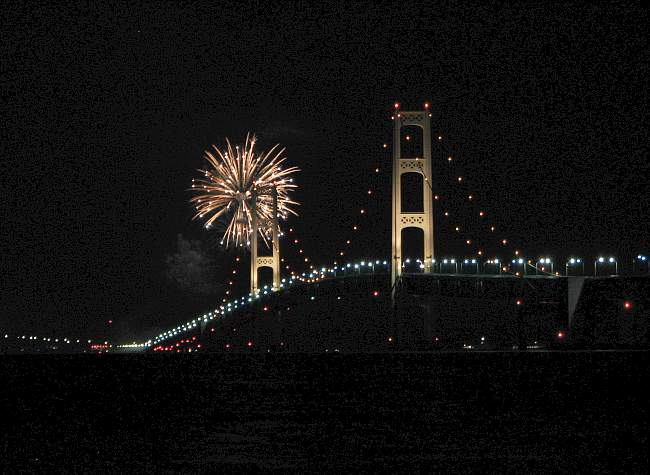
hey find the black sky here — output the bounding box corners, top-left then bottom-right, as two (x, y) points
(2, 2), (648, 340)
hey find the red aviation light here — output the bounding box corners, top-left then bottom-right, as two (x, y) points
(624, 301), (633, 310)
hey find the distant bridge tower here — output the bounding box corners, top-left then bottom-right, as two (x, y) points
(391, 106), (435, 287)
(250, 187), (281, 294)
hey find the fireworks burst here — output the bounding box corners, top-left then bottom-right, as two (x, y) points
(190, 133), (299, 248)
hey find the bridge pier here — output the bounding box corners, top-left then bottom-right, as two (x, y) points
(567, 276), (586, 327)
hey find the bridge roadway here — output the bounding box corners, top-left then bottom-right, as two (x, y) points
(148, 271), (649, 352)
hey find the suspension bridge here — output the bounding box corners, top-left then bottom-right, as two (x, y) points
(144, 105), (650, 353)
(3, 105), (649, 354)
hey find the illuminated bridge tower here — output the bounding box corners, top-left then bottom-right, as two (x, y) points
(391, 106), (435, 287)
(250, 187), (281, 294)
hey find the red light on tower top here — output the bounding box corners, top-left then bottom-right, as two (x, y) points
(624, 301), (633, 310)
(424, 102), (430, 109)
(394, 102), (400, 109)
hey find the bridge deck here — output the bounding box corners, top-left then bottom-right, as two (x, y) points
(402, 272), (561, 280)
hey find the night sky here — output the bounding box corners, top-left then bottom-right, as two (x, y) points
(3, 2), (648, 340)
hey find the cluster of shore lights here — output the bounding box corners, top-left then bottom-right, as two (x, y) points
(2, 334), (98, 345)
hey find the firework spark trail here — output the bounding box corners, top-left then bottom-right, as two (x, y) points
(190, 133), (299, 248)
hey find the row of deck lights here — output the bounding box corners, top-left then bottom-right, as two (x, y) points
(150, 253), (645, 346)
(152, 276), (297, 345)
(152, 276), (311, 345)
(400, 255), (649, 276)
(150, 253), (648, 346)
(151, 259), (391, 345)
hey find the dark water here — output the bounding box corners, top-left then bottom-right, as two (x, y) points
(2, 352), (648, 473)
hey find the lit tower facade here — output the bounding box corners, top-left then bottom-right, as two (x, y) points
(250, 187), (281, 293)
(391, 104), (435, 286)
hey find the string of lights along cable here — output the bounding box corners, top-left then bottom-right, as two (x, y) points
(327, 102), (528, 277)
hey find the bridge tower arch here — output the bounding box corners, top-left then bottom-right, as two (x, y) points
(250, 188), (281, 294)
(391, 108), (435, 286)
